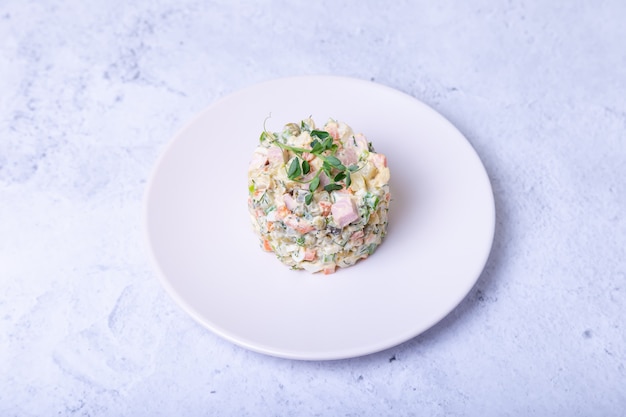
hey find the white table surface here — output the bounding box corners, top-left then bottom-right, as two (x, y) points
(1, 0), (624, 415)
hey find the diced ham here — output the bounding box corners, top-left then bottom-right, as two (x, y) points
(267, 146), (286, 165)
(318, 172), (331, 188)
(326, 122), (339, 140)
(283, 193), (298, 211)
(331, 191), (359, 228)
(337, 146), (358, 166)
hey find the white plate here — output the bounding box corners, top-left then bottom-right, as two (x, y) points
(144, 76), (495, 360)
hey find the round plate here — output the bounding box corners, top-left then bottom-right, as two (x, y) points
(144, 75), (495, 360)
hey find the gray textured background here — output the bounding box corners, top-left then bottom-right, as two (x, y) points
(1, 0), (624, 415)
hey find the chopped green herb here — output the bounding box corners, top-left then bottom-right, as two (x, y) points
(324, 183), (343, 192)
(267, 124), (363, 194)
(364, 193), (380, 210)
(300, 120), (311, 132)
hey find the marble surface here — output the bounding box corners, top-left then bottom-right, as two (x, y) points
(1, 0), (624, 415)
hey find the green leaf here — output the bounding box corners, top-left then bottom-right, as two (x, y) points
(345, 174), (351, 187)
(302, 160), (310, 175)
(325, 156), (343, 167)
(309, 176), (320, 192)
(334, 172), (347, 182)
(305, 194), (313, 205)
(287, 157), (301, 179)
(324, 183), (343, 192)
(325, 156), (346, 171)
(311, 141), (324, 154)
(310, 130), (331, 140)
(348, 164), (359, 172)
(322, 137), (334, 150)
(322, 162), (332, 176)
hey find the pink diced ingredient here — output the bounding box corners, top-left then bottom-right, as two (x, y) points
(304, 248), (317, 261)
(318, 200), (332, 216)
(283, 214), (315, 234)
(368, 153), (387, 169)
(267, 146), (286, 165)
(318, 171), (331, 188)
(326, 123), (339, 140)
(350, 230), (364, 246)
(337, 147), (358, 166)
(331, 192), (359, 228)
(282, 193), (298, 211)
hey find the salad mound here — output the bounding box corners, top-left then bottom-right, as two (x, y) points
(247, 117), (390, 274)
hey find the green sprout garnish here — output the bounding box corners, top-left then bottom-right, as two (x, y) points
(263, 127), (362, 205)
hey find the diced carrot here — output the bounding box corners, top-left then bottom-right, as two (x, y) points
(318, 201), (331, 216)
(322, 265), (336, 275)
(267, 222), (275, 232)
(262, 239), (272, 252)
(350, 230), (364, 246)
(283, 215), (315, 234)
(276, 206), (290, 219)
(304, 248), (317, 261)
